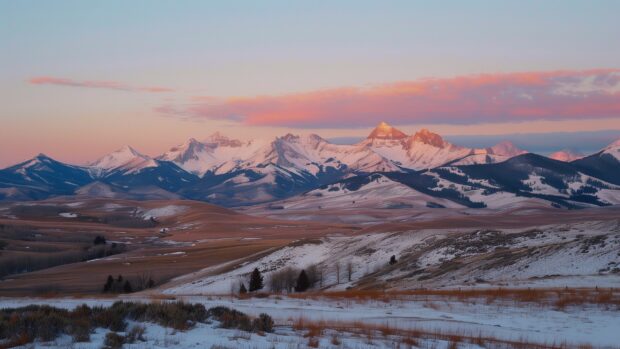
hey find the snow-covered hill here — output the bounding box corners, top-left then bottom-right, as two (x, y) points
(164, 219), (620, 295)
(272, 173), (464, 211)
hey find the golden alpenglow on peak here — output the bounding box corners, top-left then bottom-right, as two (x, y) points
(367, 121), (408, 140)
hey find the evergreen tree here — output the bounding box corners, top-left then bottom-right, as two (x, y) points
(295, 269), (310, 292)
(239, 283), (247, 294)
(93, 235), (106, 245)
(248, 268), (264, 292)
(103, 275), (114, 292)
(123, 280), (133, 293)
(147, 278), (155, 289)
(389, 255), (397, 265)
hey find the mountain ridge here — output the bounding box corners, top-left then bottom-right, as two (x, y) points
(1, 122), (618, 208)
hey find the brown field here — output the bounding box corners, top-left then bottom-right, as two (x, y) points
(0, 198), (356, 296)
(1, 197), (619, 297)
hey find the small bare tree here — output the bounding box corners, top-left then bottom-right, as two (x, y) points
(306, 264), (318, 288)
(346, 260), (353, 282)
(335, 260), (341, 284)
(268, 267), (299, 293)
(135, 272), (155, 291)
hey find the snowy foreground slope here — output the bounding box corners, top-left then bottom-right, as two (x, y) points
(1, 294), (618, 348)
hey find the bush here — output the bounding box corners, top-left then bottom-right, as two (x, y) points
(37, 312), (67, 341)
(252, 313), (274, 333)
(104, 332), (125, 349)
(71, 317), (91, 342)
(209, 306), (253, 331)
(0, 302), (269, 345)
(92, 304), (127, 332)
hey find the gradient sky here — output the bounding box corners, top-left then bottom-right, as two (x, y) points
(1, 0), (619, 167)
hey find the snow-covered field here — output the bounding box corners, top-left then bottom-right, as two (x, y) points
(1, 294), (617, 348)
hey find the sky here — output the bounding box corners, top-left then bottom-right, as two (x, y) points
(1, 0), (619, 167)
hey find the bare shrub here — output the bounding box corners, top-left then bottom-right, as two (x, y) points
(252, 313), (274, 333)
(208, 306), (252, 331)
(104, 332), (125, 349)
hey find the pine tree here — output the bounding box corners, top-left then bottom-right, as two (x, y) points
(239, 283), (247, 294)
(93, 235), (106, 245)
(103, 275), (114, 292)
(248, 268), (264, 292)
(123, 280), (133, 293)
(389, 255), (397, 265)
(295, 270), (310, 292)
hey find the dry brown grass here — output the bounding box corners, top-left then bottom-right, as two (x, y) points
(148, 294), (177, 301)
(287, 287), (620, 308)
(287, 316), (611, 349)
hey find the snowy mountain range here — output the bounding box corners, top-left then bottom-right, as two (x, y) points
(1, 122), (619, 208)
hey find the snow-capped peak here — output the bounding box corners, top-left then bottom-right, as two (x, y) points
(486, 141), (527, 157)
(409, 129), (447, 148)
(279, 133), (326, 146)
(367, 121), (408, 140)
(13, 153), (55, 171)
(601, 138), (620, 160)
(604, 138), (620, 149)
(549, 149), (583, 162)
(91, 145), (157, 174)
(204, 132), (244, 147)
(159, 138), (209, 163)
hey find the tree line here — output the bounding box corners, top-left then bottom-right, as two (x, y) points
(235, 255), (398, 294)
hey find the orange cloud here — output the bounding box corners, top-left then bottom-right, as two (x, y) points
(29, 76), (173, 93)
(158, 69), (620, 127)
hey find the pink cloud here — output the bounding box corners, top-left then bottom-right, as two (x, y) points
(158, 69), (620, 127)
(28, 76), (173, 93)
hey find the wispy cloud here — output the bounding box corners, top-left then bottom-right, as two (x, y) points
(28, 76), (173, 93)
(157, 69), (620, 128)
